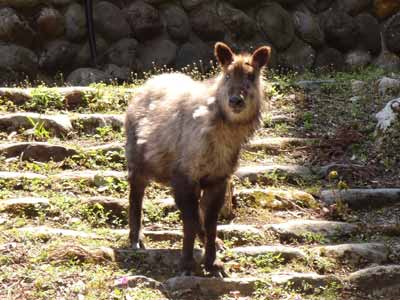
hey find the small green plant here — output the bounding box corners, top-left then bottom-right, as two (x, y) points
(29, 86), (64, 112)
(27, 117), (50, 140)
(303, 111), (314, 131)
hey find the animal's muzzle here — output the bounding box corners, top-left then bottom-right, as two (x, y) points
(229, 95), (245, 110)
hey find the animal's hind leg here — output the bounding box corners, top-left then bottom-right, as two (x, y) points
(201, 179), (228, 277)
(128, 170), (148, 249)
(171, 174), (201, 276)
(198, 198), (225, 251)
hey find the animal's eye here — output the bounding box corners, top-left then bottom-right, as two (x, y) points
(247, 73), (255, 81)
(225, 74), (230, 80)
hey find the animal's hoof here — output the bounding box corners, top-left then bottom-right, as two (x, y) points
(205, 259), (229, 278)
(131, 239), (146, 250)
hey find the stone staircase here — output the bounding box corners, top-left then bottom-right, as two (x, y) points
(1, 87), (400, 300)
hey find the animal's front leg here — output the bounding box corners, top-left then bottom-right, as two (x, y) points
(171, 174), (201, 276)
(201, 179), (229, 277)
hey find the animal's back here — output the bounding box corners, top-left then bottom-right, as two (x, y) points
(125, 72), (216, 182)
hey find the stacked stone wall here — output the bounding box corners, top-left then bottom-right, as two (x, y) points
(0, 0), (399, 85)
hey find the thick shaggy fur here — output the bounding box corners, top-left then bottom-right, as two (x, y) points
(125, 42), (271, 276)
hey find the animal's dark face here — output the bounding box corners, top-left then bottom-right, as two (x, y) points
(214, 43), (271, 123)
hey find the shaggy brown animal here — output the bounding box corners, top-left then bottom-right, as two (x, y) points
(125, 42), (271, 276)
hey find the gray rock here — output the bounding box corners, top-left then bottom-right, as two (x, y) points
(256, 2), (294, 50)
(232, 245), (306, 260)
(234, 164), (312, 184)
(75, 36), (108, 68)
(268, 220), (358, 241)
(217, 224), (264, 242)
(127, 1), (163, 41)
(66, 68), (108, 86)
(0, 112), (72, 136)
(384, 13), (400, 54)
(175, 40), (212, 70)
(51, 170), (126, 182)
(137, 38), (177, 70)
(113, 275), (164, 290)
(334, 0), (372, 16)
(377, 77), (400, 97)
(304, 0), (334, 13)
(293, 10), (324, 47)
(70, 113), (124, 133)
(314, 47), (345, 71)
(0, 197), (49, 214)
(224, 0), (259, 9)
(279, 37), (316, 71)
(181, 0), (205, 11)
(270, 272), (340, 292)
(106, 38), (139, 69)
(39, 39), (79, 72)
(217, 2), (256, 40)
(18, 226), (100, 239)
(161, 4), (190, 41)
(93, 1), (131, 42)
(0, 44), (38, 77)
(37, 7), (65, 38)
(82, 196), (128, 218)
(190, 3), (225, 41)
(0, 7), (35, 47)
(0, 142), (77, 162)
(355, 13), (381, 55)
(372, 48), (400, 72)
(295, 79), (336, 91)
(320, 9), (359, 52)
(165, 276), (258, 296)
(234, 187), (317, 210)
(320, 188), (400, 209)
(313, 243), (389, 264)
(103, 64), (131, 83)
(0, 88), (31, 105)
(246, 137), (315, 152)
(348, 265), (400, 292)
(0, 171), (46, 180)
(345, 50), (372, 70)
(64, 3), (86, 42)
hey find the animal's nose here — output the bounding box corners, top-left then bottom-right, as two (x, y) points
(229, 95), (244, 107)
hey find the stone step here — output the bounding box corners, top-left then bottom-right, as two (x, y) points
(230, 245), (306, 261)
(17, 226), (101, 239)
(234, 164), (314, 184)
(0, 138), (315, 163)
(311, 243), (390, 265)
(0, 112), (124, 137)
(0, 163), (315, 185)
(234, 187), (317, 209)
(245, 137), (316, 152)
(0, 87), (135, 109)
(0, 197), (49, 214)
(320, 188), (400, 209)
(347, 265), (400, 296)
(267, 220), (359, 242)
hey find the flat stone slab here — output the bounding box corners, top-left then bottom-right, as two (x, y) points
(0, 142), (77, 162)
(0, 197), (49, 213)
(86, 143), (124, 154)
(113, 275), (165, 290)
(51, 170), (126, 182)
(0, 171), (46, 180)
(235, 188), (317, 209)
(164, 276), (258, 296)
(347, 265), (400, 292)
(0, 112), (72, 136)
(246, 137), (315, 152)
(267, 220), (358, 241)
(17, 226), (100, 239)
(270, 272), (340, 292)
(70, 113), (124, 133)
(82, 196), (128, 218)
(320, 189), (400, 209)
(111, 229), (183, 242)
(231, 245), (306, 261)
(217, 224), (264, 240)
(312, 243), (389, 264)
(235, 165), (312, 184)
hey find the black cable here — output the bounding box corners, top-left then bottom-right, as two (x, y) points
(84, 0), (97, 67)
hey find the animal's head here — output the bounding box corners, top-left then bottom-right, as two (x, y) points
(214, 42), (271, 123)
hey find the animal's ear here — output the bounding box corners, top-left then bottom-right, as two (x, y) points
(214, 42), (234, 67)
(251, 46), (271, 69)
